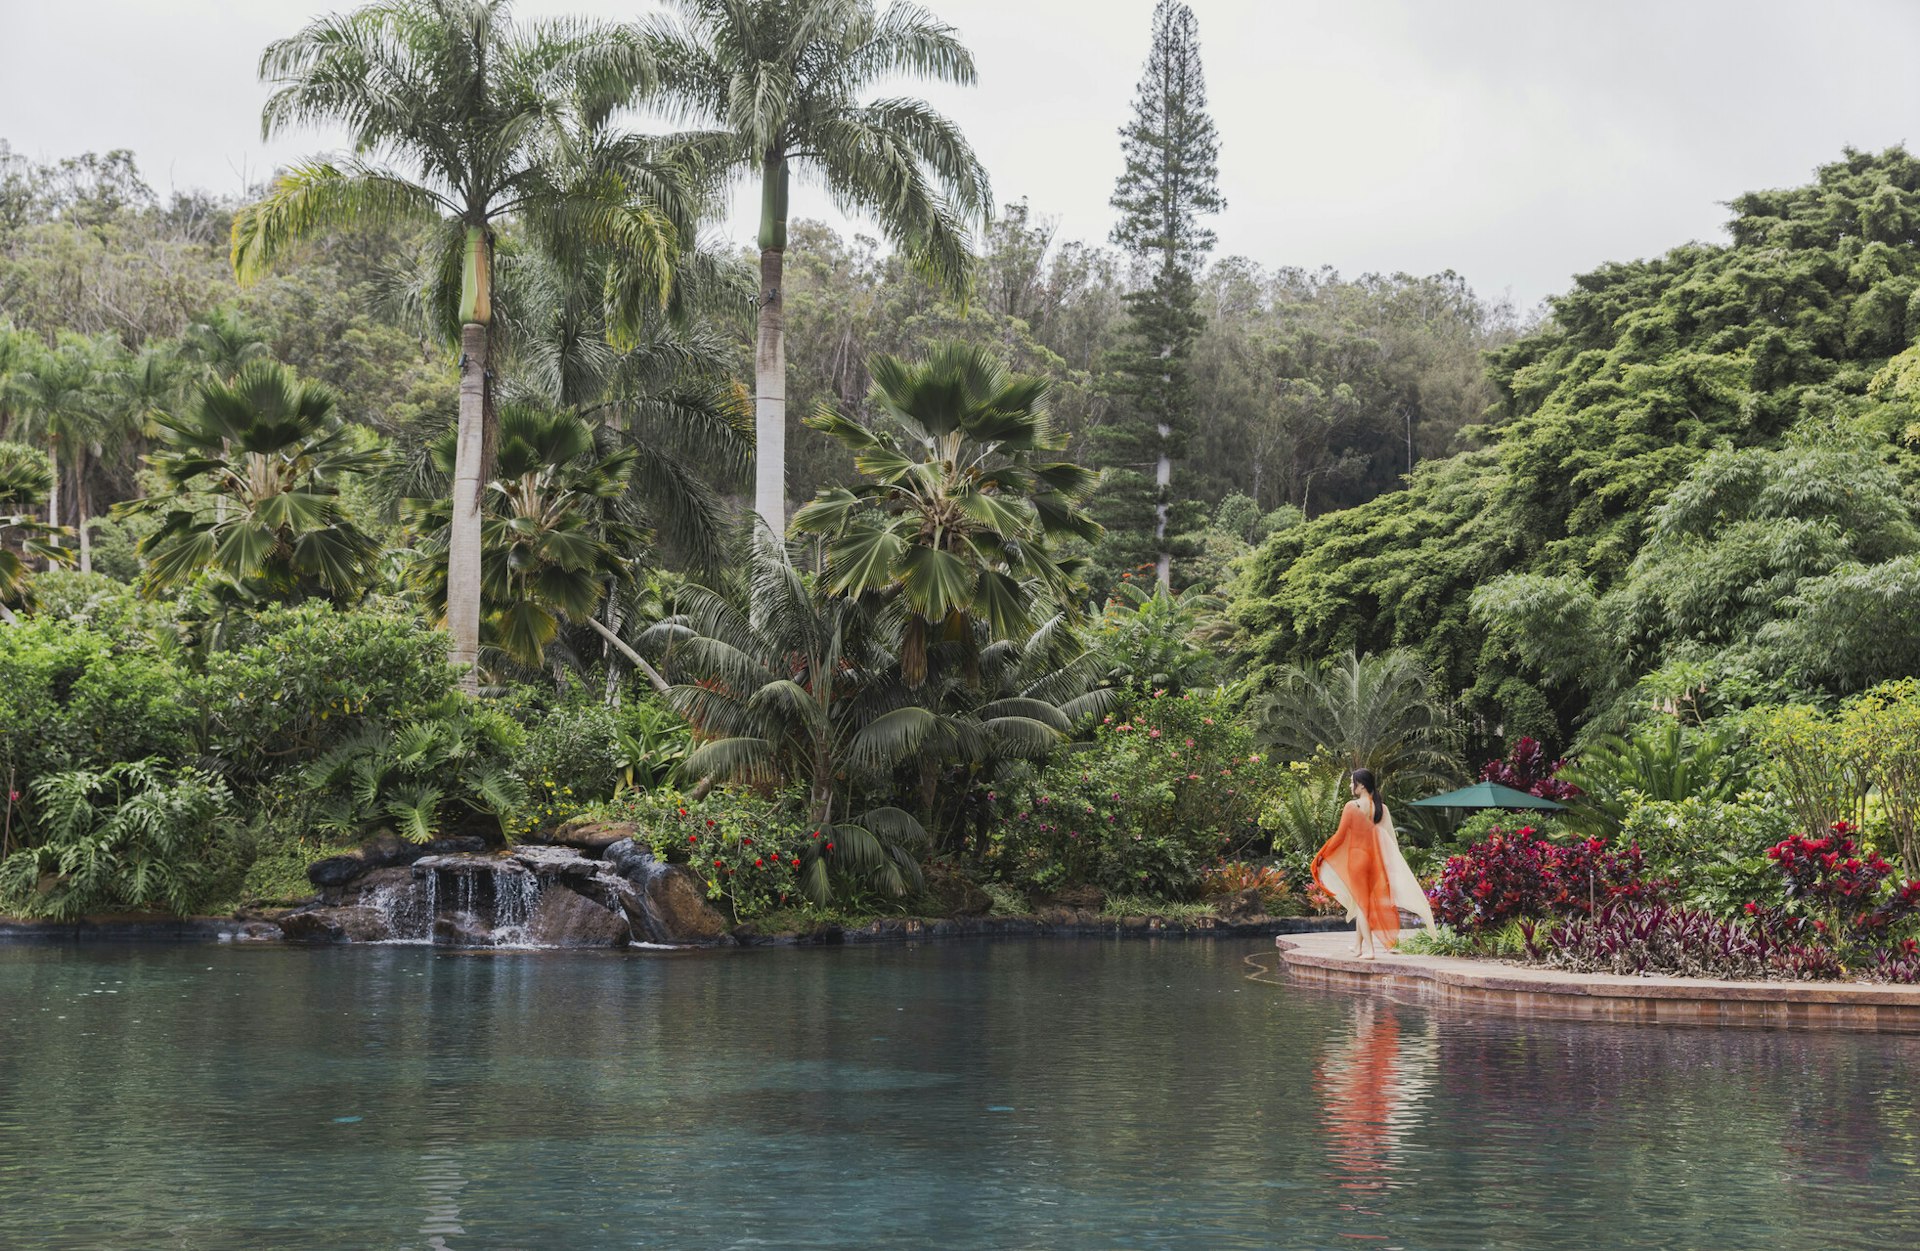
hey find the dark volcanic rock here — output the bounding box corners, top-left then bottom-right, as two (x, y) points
(278, 905), (394, 944)
(1212, 888), (1264, 922)
(526, 884), (631, 947)
(534, 821), (638, 855)
(306, 856), (367, 889)
(423, 835), (487, 856)
(432, 914), (495, 946)
(629, 862), (733, 946)
(920, 862), (993, 918)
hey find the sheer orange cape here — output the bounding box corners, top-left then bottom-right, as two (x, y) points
(1311, 800), (1434, 946)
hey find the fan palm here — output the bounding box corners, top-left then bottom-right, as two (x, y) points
(410, 405), (641, 670)
(644, 536), (929, 903)
(182, 306), (272, 383)
(641, 0), (993, 533)
(792, 341), (1100, 685)
(126, 360), (384, 601)
(231, 0), (683, 689)
(1255, 648), (1458, 794)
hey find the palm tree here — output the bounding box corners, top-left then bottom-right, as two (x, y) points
(645, 536), (930, 902)
(126, 360), (383, 601)
(182, 306), (272, 383)
(231, 0), (683, 690)
(1255, 649), (1458, 794)
(409, 404), (641, 670)
(642, 0), (994, 534)
(0, 441), (68, 622)
(6, 333), (108, 568)
(792, 342), (1099, 684)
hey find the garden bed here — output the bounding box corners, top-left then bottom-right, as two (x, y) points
(1273, 932), (1920, 1033)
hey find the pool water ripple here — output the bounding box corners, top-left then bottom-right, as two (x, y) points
(2, 939), (1917, 1249)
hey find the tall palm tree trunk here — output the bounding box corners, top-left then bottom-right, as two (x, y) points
(75, 465), (91, 574)
(447, 322), (488, 692)
(45, 442), (60, 551)
(752, 157), (790, 537)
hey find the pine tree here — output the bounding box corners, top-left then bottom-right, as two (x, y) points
(1093, 0), (1224, 589)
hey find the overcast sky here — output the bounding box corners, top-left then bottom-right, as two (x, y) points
(4, 0), (1917, 309)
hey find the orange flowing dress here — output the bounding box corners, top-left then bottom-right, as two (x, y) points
(1312, 800), (1431, 947)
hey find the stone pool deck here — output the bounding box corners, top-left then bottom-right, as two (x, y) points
(1274, 931), (1920, 1033)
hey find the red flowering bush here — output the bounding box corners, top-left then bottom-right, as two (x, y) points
(598, 787), (813, 920)
(1479, 736), (1581, 802)
(1763, 822), (1920, 941)
(1428, 825), (1657, 932)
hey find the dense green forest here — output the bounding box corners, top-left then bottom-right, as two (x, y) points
(3, 0), (1919, 978)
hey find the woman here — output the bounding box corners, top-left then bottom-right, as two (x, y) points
(1311, 768), (1434, 958)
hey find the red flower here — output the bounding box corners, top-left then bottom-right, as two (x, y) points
(712, 858), (724, 867)
(754, 858), (764, 867)
(790, 858), (801, 867)
(743, 837), (753, 845)
(677, 807), (688, 817)
(825, 842), (835, 852)
(687, 834), (698, 843)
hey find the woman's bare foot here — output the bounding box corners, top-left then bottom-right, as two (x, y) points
(1356, 950), (1376, 961)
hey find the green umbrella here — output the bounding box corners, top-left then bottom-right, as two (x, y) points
(1408, 781), (1566, 811)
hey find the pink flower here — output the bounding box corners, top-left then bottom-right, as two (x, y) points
(1148, 729), (1161, 739)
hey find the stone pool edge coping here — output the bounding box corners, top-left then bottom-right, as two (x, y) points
(0, 913), (1351, 947)
(1274, 930), (1920, 1033)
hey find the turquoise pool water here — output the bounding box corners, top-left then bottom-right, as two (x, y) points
(1, 939), (1916, 1249)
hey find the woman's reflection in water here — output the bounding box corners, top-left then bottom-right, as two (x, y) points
(1317, 999), (1437, 1213)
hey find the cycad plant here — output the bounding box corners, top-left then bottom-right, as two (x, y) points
(232, 0), (684, 688)
(641, 0), (993, 533)
(792, 342), (1100, 685)
(409, 405), (639, 671)
(1255, 648), (1457, 794)
(304, 705), (527, 842)
(127, 361), (383, 602)
(646, 537), (929, 903)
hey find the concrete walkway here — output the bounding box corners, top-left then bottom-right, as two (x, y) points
(1272, 930), (1920, 1033)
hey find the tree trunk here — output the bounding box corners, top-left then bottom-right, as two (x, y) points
(752, 156), (790, 538)
(583, 615), (671, 696)
(1154, 429), (1171, 588)
(45, 442), (60, 551)
(447, 321), (488, 693)
(76, 472), (91, 575)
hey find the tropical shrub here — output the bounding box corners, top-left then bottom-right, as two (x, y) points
(0, 760), (239, 919)
(199, 601), (459, 781)
(1426, 825), (1658, 932)
(517, 700), (624, 813)
(302, 704), (526, 843)
(1256, 757), (1349, 873)
(1478, 735), (1579, 801)
(1201, 859), (1293, 912)
(1837, 679), (1920, 870)
(1616, 796), (1791, 920)
(599, 787), (815, 920)
(1560, 719), (1745, 834)
(993, 688), (1270, 896)
(1746, 703), (1870, 839)
(1090, 581), (1226, 693)
(1762, 822), (1920, 943)
(1542, 903), (1844, 981)
(0, 620), (196, 823)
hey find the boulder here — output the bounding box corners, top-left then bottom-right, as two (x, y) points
(919, 862), (993, 918)
(1212, 888), (1264, 922)
(630, 863), (733, 946)
(278, 905), (395, 944)
(1037, 884), (1105, 912)
(423, 835), (487, 856)
(602, 837), (650, 878)
(537, 821), (638, 855)
(356, 831), (423, 870)
(306, 856), (367, 889)
(525, 884), (632, 948)
(432, 913), (496, 947)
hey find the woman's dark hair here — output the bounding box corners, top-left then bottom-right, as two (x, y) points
(1351, 768), (1383, 823)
